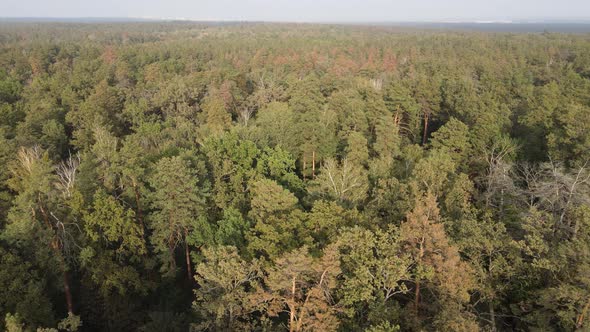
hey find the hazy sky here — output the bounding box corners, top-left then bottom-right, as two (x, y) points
(1, 0), (589, 22)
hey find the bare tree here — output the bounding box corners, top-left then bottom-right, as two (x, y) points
(314, 158), (368, 204)
(482, 160), (518, 212)
(55, 153), (81, 198)
(238, 107), (254, 127)
(15, 145), (43, 176)
(370, 78), (383, 91)
(528, 159), (590, 237)
(516, 162), (544, 208)
(478, 137), (519, 213)
(10, 146), (79, 313)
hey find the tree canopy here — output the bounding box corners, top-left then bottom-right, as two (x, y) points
(0, 21), (589, 331)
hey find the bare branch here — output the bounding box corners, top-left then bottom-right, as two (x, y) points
(55, 152), (81, 198)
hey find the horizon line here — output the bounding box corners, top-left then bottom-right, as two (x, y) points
(2, 16), (590, 24)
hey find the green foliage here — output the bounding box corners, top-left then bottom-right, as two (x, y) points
(0, 247), (54, 328)
(203, 132), (259, 212)
(345, 131), (370, 167)
(4, 313), (24, 332)
(215, 207), (250, 248)
(84, 190), (144, 256)
(3, 312), (82, 332)
(252, 245), (341, 331)
(256, 146), (304, 194)
(430, 117), (471, 165)
(365, 321), (401, 332)
(199, 94), (232, 136)
(149, 155), (209, 275)
(81, 190), (147, 295)
(56, 313), (82, 332)
(247, 178), (305, 258)
(411, 150), (456, 196)
(193, 246), (260, 331)
(252, 102), (298, 154)
(0, 22), (588, 331)
(547, 102), (590, 165)
(67, 80), (124, 149)
(337, 227), (411, 329)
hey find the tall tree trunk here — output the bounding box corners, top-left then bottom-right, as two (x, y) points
(290, 276), (297, 332)
(63, 269), (74, 313)
(415, 238), (425, 314)
(228, 306), (234, 331)
(52, 239), (74, 314)
(168, 204), (177, 271)
(184, 229), (192, 281)
(169, 243), (176, 271)
(488, 256), (497, 331)
(414, 280), (420, 313)
(490, 302), (496, 331)
(577, 297), (590, 329)
(42, 202), (74, 314)
(422, 112), (429, 145)
(312, 150), (316, 179)
(54, 239), (74, 314)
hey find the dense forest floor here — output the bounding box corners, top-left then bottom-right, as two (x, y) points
(0, 22), (589, 331)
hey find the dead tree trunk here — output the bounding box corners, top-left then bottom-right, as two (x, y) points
(42, 202), (74, 314)
(312, 150), (316, 179)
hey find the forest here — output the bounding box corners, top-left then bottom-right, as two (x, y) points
(0, 22), (589, 331)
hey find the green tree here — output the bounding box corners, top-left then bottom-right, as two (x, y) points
(149, 156), (209, 279)
(252, 245), (341, 332)
(0, 246), (54, 329)
(547, 102), (590, 165)
(81, 189), (146, 295)
(345, 131), (369, 168)
(5, 146), (77, 314)
(193, 246), (260, 331)
(214, 208), (250, 250)
(200, 94), (232, 136)
(66, 80), (124, 150)
(383, 82), (421, 144)
(337, 227), (411, 329)
(203, 133), (259, 212)
(429, 117), (471, 166)
(252, 102), (298, 154)
(247, 178), (304, 258)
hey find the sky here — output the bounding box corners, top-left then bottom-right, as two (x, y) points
(1, 0), (589, 22)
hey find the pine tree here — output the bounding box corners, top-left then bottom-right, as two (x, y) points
(400, 193), (475, 328)
(149, 156), (208, 279)
(253, 245), (341, 332)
